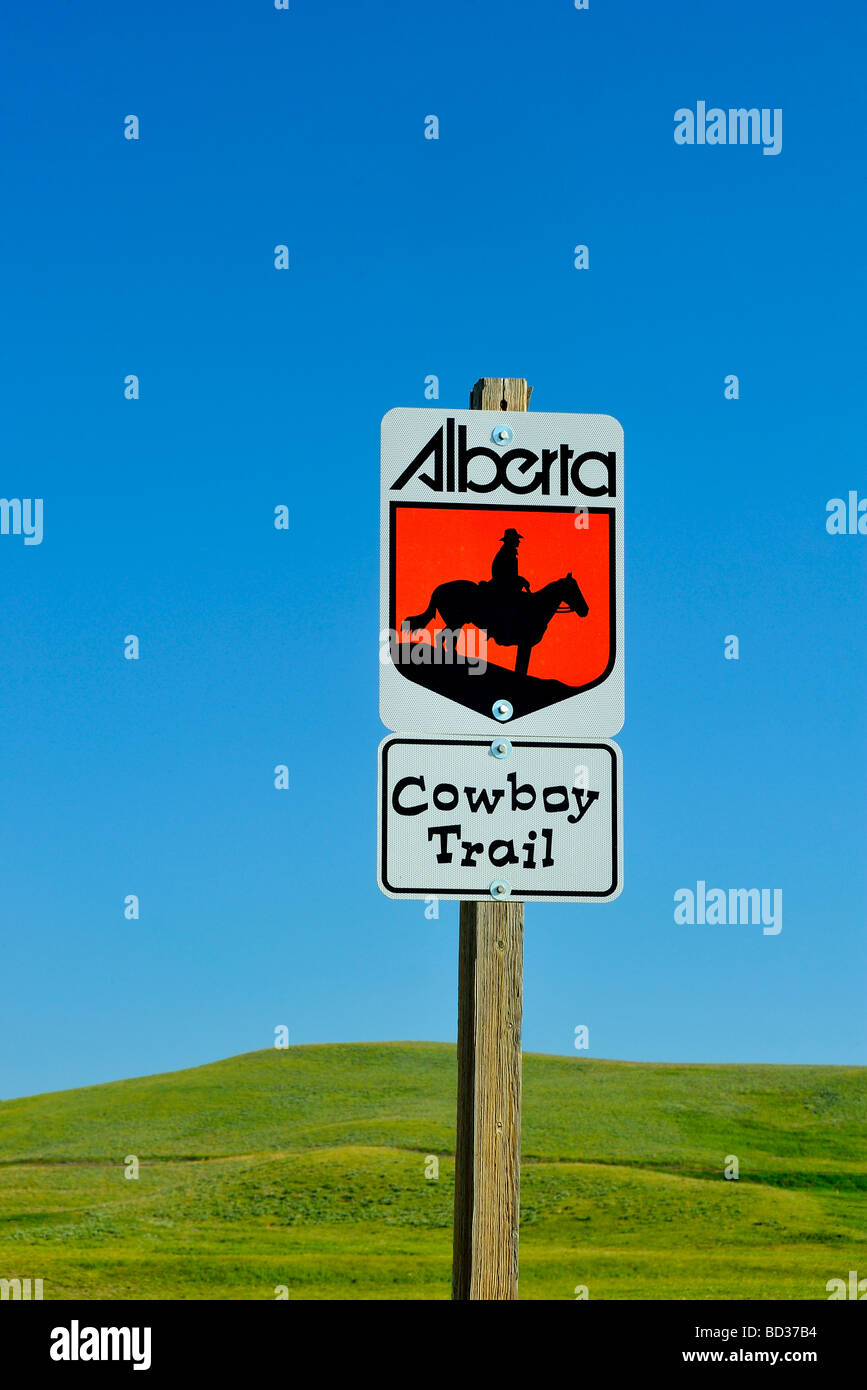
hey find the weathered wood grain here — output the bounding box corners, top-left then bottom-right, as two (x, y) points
(452, 377), (528, 1301)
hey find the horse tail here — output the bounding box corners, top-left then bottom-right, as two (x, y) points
(403, 593), (438, 633)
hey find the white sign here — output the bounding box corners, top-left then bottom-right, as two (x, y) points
(380, 407), (624, 737)
(378, 736), (622, 902)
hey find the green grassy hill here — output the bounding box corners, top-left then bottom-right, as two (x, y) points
(1, 1043), (864, 1300)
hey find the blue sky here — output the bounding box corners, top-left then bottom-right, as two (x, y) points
(1, 0), (864, 1098)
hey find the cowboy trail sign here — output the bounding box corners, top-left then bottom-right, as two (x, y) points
(379, 408), (624, 736)
(377, 735), (622, 902)
(378, 404), (624, 904)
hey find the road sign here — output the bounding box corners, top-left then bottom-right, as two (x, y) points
(380, 407), (624, 736)
(378, 735), (622, 902)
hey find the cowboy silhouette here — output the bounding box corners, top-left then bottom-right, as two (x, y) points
(490, 528), (531, 602)
(402, 523), (589, 680)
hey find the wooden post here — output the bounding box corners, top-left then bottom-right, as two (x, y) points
(452, 377), (530, 1301)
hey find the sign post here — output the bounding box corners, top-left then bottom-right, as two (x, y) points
(455, 377), (528, 1302)
(377, 376), (625, 1300)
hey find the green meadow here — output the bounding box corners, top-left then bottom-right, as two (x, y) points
(0, 1043), (863, 1300)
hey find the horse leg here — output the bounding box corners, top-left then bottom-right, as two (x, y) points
(435, 624), (458, 665)
(515, 643), (531, 679)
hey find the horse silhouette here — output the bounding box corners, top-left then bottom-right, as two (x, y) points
(403, 573), (589, 680)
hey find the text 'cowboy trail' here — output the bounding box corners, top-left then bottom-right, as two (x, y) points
(392, 770), (600, 870)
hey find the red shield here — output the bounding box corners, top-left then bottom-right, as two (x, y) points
(390, 502), (614, 719)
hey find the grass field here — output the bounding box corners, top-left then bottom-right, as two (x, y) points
(1, 1043), (864, 1300)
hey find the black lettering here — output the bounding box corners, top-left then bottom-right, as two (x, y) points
(500, 449), (541, 495)
(391, 421), (618, 499)
(463, 786), (506, 813)
(560, 444), (573, 495)
(427, 824), (461, 862)
(391, 425), (443, 491)
(539, 448), (558, 496)
(507, 772), (536, 811)
(458, 424), (502, 493)
(542, 786), (569, 813)
(432, 782), (459, 811)
(571, 450), (615, 497)
(393, 775), (427, 815)
(568, 788), (599, 824)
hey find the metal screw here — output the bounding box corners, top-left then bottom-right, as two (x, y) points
(491, 425), (513, 446)
(492, 699), (513, 722)
(490, 880), (511, 899)
(491, 738), (512, 758)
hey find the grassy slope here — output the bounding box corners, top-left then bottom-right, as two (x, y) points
(0, 1043), (864, 1300)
